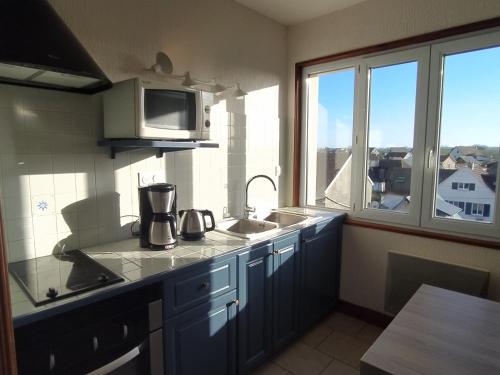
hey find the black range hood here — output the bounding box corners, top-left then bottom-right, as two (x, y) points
(0, 0), (112, 94)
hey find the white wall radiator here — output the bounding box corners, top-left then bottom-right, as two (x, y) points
(385, 252), (489, 315)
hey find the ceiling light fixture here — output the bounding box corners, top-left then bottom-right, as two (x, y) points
(148, 51), (246, 98)
(150, 52), (174, 75)
(181, 71), (198, 87)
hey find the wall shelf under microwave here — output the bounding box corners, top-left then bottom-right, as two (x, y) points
(97, 139), (219, 159)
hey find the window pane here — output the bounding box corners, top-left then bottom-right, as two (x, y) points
(305, 68), (355, 208)
(435, 46), (500, 223)
(365, 61), (418, 213)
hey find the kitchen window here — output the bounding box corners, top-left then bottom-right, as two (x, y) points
(302, 62), (357, 209)
(300, 29), (500, 240)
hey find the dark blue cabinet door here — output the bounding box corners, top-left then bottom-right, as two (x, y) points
(165, 290), (238, 375)
(237, 243), (273, 373)
(300, 221), (341, 331)
(272, 233), (300, 351)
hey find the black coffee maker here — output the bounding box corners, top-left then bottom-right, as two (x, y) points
(139, 183), (178, 250)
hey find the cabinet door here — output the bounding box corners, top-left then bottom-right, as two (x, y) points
(300, 222), (341, 331)
(272, 234), (300, 351)
(165, 290), (238, 375)
(237, 243), (273, 373)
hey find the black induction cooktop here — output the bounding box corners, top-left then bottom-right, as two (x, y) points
(9, 250), (124, 306)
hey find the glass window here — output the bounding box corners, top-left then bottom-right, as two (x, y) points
(300, 29), (500, 239)
(305, 68), (355, 209)
(434, 46), (500, 223)
(365, 61), (418, 213)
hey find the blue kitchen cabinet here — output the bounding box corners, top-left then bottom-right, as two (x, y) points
(300, 218), (343, 332)
(164, 289), (238, 375)
(236, 242), (273, 372)
(271, 234), (300, 351)
(237, 232), (300, 373)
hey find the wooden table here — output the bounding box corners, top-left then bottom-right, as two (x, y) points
(361, 284), (500, 375)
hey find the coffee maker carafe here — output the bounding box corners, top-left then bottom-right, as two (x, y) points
(139, 183), (177, 249)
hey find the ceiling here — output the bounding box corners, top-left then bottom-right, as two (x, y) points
(234, 0), (368, 26)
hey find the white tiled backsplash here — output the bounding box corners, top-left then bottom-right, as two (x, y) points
(0, 83), (280, 262)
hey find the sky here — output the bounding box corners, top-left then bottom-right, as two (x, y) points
(316, 45), (500, 150)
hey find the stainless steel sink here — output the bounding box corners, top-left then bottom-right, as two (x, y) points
(215, 218), (279, 240)
(260, 211), (308, 226)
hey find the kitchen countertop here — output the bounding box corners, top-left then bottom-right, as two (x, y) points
(361, 284), (500, 375)
(10, 207), (344, 327)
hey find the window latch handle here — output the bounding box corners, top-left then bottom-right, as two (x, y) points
(428, 148), (434, 169)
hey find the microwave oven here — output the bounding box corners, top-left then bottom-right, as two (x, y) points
(103, 78), (213, 140)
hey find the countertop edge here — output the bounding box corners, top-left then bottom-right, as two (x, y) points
(12, 210), (345, 328)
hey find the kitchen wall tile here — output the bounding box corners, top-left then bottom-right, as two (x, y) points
(34, 233), (58, 257)
(6, 218), (33, 242)
(50, 133), (77, 154)
(1, 83), (280, 262)
(29, 174), (54, 196)
(0, 108), (24, 154)
(2, 196), (32, 219)
(55, 192), (78, 213)
(74, 113), (98, 136)
(26, 154), (54, 195)
(1, 155), (31, 198)
(97, 194), (118, 226)
(31, 194), (55, 216)
(57, 232), (79, 252)
(8, 239), (36, 262)
(98, 225), (119, 244)
(53, 154), (75, 173)
(56, 212), (77, 233)
(32, 215), (57, 236)
(75, 154), (96, 192)
(76, 197), (98, 230)
(94, 154), (115, 194)
(79, 227), (100, 248)
(53, 172), (77, 194)
(19, 131), (54, 154)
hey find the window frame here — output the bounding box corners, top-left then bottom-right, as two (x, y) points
(298, 27), (500, 241)
(353, 47), (430, 226)
(420, 30), (500, 238)
(300, 57), (362, 210)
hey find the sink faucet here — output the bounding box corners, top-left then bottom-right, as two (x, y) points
(244, 174), (277, 217)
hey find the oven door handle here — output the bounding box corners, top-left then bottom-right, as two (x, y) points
(86, 344), (143, 375)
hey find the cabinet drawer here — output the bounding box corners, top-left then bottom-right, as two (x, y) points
(164, 257), (237, 317)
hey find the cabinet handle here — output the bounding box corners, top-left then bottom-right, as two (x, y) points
(123, 324), (128, 339)
(93, 336), (99, 351)
(49, 353), (55, 371)
(200, 282), (210, 289)
(272, 250), (279, 255)
(232, 299), (240, 306)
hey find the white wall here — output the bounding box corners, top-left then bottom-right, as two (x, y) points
(286, 0), (500, 203)
(49, 0), (288, 204)
(0, 0), (288, 262)
(287, 0), (500, 309)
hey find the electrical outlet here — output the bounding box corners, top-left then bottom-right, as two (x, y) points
(138, 171), (166, 187)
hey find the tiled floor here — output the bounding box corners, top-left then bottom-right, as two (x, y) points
(252, 312), (384, 375)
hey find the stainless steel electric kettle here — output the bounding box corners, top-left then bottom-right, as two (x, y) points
(178, 209), (215, 240)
